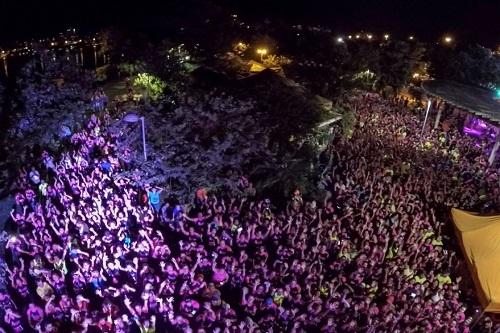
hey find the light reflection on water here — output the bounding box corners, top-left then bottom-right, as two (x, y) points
(0, 45), (108, 80)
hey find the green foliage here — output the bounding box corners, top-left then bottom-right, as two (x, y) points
(117, 71), (327, 201)
(284, 32), (426, 94)
(262, 54), (292, 68)
(341, 109), (357, 139)
(352, 69), (377, 90)
(285, 32), (349, 97)
(117, 61), (147, 77)
(164, 0), (244, 56)
(446, 45), (500, 88)
(0, 80), (4, 114)
(237, 72), (327, 198)
(253, 147), (318, 200)
(301, 127), (334, 152)
(241, 71), (324, 151)
(96, 65), (110, 82)
(237, 72), (327, 197)
(156, 43), (198, 94)
(100, 28), (153, 64)
(377, 41), (426, 89)
(346, 41), (426, 91)
(133, 73), (167, 102)
(115, 93), (273, 200)
(347, 42), (381, 75)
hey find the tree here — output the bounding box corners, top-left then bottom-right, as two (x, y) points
(0, 80), (4, 115)
(155, 42), (199, 95)
(100, 28), (153, 65)
(117, 61), (147, 77)
(346, 41), (381, 79)
(351, 69), (377, 90)
(377, 41), (426, 90)
(285, 31), (349, 97)
(133, 73), (167, 102)
(341, 109), (357, 139)
(114, 92), (275, 200)
(0, 80), (7, 189)
(8, 52), (94, 159)
(445, 45), (500, 88)
(114, 69), (328, 201)
(262, 54), (292, 68)
(235, 70), (327, 197)
(239, 70), (324, 150)
(427, 45), (454, 81)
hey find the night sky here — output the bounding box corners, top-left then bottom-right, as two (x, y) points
(1, 0), (499, 46)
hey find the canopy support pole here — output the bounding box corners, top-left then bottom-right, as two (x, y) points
(488, 132), (500, 166)
(420, 99), (432, 138)
(470, 310), (485, 331)
(434, 107), (442, 129)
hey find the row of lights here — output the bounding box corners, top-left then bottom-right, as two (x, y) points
(348, 33), (389, 40)
(336, 33), (391, 43)
(248, 36), (454, 60)
(336, 34), (454, 44)
(1, 37), (94, 58)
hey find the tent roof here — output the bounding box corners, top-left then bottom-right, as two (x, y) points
(451, 208), (500, 312)
(422, 80), (500, 126)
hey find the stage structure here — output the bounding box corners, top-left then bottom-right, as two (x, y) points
(422, 80), (500, 165)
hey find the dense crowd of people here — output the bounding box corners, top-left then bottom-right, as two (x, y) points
(91, 89), (108, 112)
(1, 92), (499, 333)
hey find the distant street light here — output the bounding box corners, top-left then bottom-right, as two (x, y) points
(123, 113), (147, 161)
(337, 37), (344, 43)
(444, 36), (453, 44)
(256, 48), (268, 62)
(355, 34), (360, 39)
(348, 35), (353, 39)
(384, 34), (390, 40)
(367, 34), (373, 40)
(409, 36), (414, 40)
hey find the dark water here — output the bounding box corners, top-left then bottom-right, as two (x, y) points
(0, 45), (107, 81)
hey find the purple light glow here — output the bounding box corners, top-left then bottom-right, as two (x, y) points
(463, 127), (483, 137)
(463, 117), (498, 140)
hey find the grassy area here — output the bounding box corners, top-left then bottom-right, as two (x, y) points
(102, 79), (128, 101)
